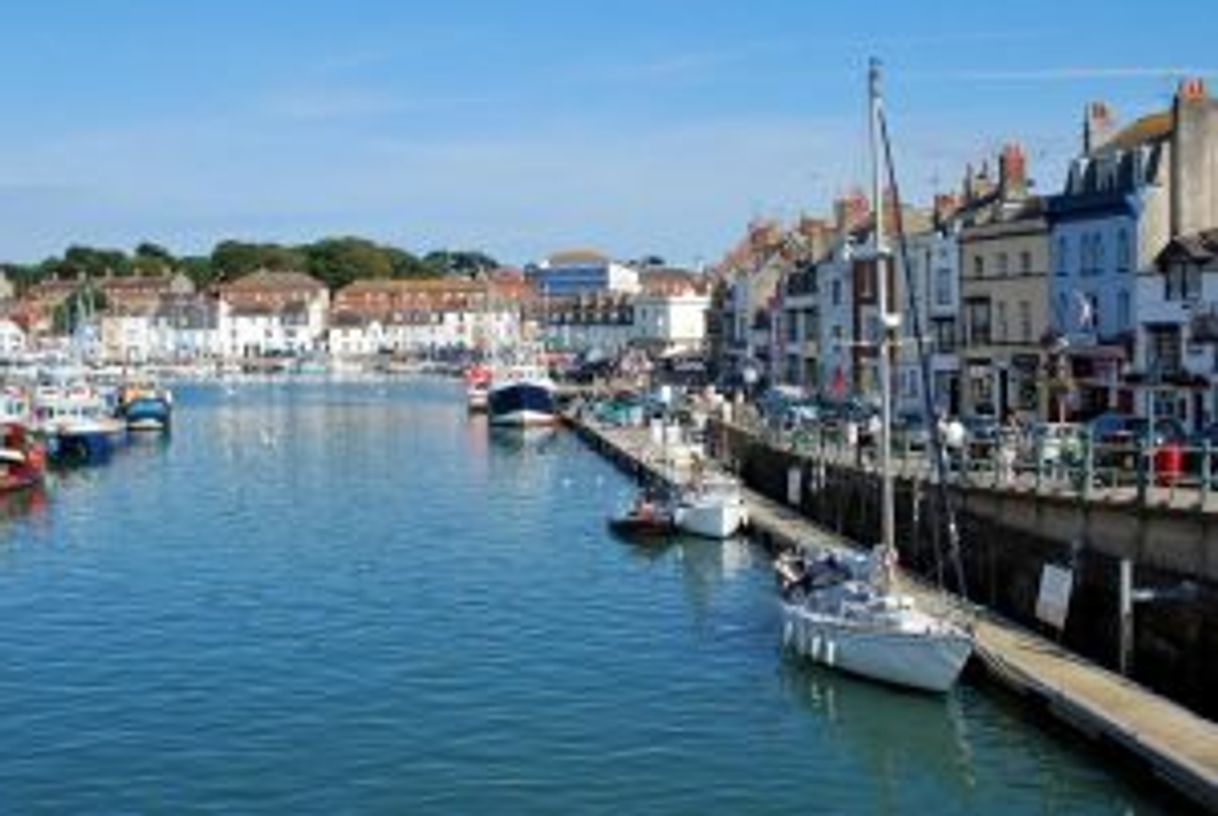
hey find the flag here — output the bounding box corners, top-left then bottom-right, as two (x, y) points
(1075, 291), (1095, 330)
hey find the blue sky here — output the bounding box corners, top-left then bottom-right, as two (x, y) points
(0, 0), (1213, 266)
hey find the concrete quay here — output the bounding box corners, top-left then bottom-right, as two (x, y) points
(566, 414), (1218, 813)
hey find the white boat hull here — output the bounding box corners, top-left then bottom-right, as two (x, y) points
(783, 606), (972, 693)
(674, 499), (747, 540)
(488, 408), (559, 427)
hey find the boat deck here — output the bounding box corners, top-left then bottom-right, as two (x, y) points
(568, 414), (1218, 813)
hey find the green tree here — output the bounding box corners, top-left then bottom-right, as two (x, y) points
(178, 256), (217, 290)
(133, 242), (175, 276)
(210, 241), (304, 281)
(62, 245), (131, 278)
(422, 249), (498, 278)
(302, 237), (394, 290)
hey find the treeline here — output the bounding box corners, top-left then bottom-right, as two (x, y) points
(1, 238), (500, 293)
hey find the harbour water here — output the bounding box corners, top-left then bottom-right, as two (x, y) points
(0, 380), (1180, 813)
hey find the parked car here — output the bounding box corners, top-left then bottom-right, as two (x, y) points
(1089, 413), (1187, 446)
(758, 386), (817, 430)
(1088, 413), (1188, 479)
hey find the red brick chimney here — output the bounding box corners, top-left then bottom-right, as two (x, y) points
(833, 189), (870, 237)
(1179, 76), (1208, 102)
(999, 142), (1028, 200)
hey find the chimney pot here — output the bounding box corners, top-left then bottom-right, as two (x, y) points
(1179, 77), (1208, 102)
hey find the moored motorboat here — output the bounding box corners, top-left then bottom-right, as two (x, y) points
(33, 384), (127, 465)
(116, 382), (173, 432)
(0, 422), (47, 492)
(465, 364), (492, 413)
(0, 389), (45, 491)
(607, 488), (676, 539)
(673, 476), (748, 539)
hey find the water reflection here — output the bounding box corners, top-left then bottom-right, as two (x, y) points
(487, 426), (559, 454)
(675, 537), (759, 626)
(778, 655), (977, 799)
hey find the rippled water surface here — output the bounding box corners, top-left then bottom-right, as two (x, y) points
(0, 380), (1179, 813)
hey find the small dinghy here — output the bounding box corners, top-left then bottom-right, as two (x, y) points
(607, 488), (675, 540)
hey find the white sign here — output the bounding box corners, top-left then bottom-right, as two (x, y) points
(1035, 564), (1074, 630)
(787, 466), (802, 506)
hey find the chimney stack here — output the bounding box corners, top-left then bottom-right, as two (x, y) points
(796, 215), (830, 260)
(999, 143), (1028, 200)
(1171, 76), (1218, 236)
(1083, 101), (1115, 153)
(933, 193), (960, 226)
(833, 189), (870, 238)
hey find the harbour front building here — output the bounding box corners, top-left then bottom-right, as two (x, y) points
(711, 219), (791, 386)
(894, 196), (965, 419)
(1130, 78), (1218, 430)
(632, 268), (711, 356)
(1142, 229), (1218, 427)
(216, 270), (329, 357)
(526, 249), (640, 297)
(331, 277), (529, 356)
(1046, 99), (1173, 419)
(959, 146), (1052, 420)
(544, 293), (634, 356)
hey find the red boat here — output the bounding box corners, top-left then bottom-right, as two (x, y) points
(0, 423), (46, 492)
(465, 364), (493, 413)
(464, 364), (492, 386)
(607, 489), (676, 539)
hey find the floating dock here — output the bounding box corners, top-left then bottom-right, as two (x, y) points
(568, 414), (1218, 813)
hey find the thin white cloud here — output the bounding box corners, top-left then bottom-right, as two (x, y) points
(927, 67), (1218, 82)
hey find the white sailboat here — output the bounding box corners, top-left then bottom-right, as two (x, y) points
(778, 59), (972, 694)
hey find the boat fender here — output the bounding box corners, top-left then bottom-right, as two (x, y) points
(825, 640), (836, 667)
(810, 634), (821, 661)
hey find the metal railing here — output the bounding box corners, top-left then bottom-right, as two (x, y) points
(737, 415), (1218, 512)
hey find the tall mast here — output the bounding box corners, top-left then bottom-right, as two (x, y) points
(870, 57), (895, 557)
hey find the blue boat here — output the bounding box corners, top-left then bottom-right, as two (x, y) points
(487, 374), (557, 427)
(33, 385), (128, 466)
(117, 384), (173, 432)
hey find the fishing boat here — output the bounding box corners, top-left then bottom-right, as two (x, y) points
(32, 384), (127, 465)
(778, 59), (972, 693)
(487, 347), (558, 427)
(0, 389), (45, 491)
(673, 476), (748, 539)
(0, 422), (47, 492)
(465, 363), (492, 413)
(116, 381), (173, 432)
